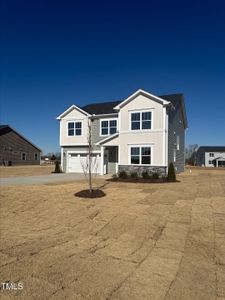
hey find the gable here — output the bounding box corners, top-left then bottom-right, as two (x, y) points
(114, 89), (170, 110)
(57, 105), (90, 119)
(0, 125), (41, 152)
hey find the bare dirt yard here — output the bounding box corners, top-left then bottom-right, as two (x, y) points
(0, 169), (225, 300)
(0, 165), (54, 178)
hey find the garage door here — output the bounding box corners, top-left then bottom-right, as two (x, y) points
(67, 153), (101, 173)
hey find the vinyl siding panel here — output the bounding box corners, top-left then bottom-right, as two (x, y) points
(60, 108), (89, 146)
(91, 115), (118, 150)
(168, 103), (185, 173)
(0, 130), (41, 166)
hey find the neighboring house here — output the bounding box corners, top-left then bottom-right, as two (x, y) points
(196, 146), (225, 167)
(57, 89), (188, 175)
(0, 125), (41, 166)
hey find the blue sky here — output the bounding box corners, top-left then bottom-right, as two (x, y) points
(1, 0), (225, 154)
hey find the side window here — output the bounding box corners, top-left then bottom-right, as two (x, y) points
(34, 153), (38, 160)
(21, 152), (27, 161)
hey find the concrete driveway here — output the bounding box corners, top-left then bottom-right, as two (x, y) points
(0, 173), (88, 186)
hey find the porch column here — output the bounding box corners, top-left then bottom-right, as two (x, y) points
(100, 146), (104, 175)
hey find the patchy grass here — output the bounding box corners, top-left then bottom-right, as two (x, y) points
(0, 169), (225, 299)
(0, 165), (54, 178)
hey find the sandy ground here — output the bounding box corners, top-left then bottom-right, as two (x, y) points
(0, 165), (54, 178)
(0, 169), (225, 300)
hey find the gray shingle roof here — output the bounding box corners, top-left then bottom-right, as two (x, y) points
(81, 93), (188, 128)
(82, 94), (183, 115)
(0, 125), (41, 151)
(197, 146), (225, 152)
(82, 101), (121, 115)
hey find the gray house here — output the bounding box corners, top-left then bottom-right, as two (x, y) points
(57, 89), (188, 175)
(196, 146), (225, 167)
(0, 125), (41, 166)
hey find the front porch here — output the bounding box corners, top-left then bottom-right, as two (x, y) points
(212, 157), (225, 168)
(100, 146), (118, 175)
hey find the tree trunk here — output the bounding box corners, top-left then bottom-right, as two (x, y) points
(88, 119), (92, 194)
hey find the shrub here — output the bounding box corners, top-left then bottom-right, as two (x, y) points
(112, 173), (118, 179)
(54, 160), (62, 173)
(130, 171), (138, 179)
(167, 162), (176, 182)
(119, 170), (128, 179)
(152, 172), (159, 179)
(142, 170), (149, 179)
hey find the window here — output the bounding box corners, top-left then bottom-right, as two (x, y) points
(209, 153), (214, 157)
(176, 136), (180, 150)
(68, 122), (82, 136)
(131, 147), (140, 164)
(209, 160), (212, 164)
(131, 111), (152, 130)
(21, 152), (27, 161)
(101, 119), (117, 136)
(34, 153), (38, 160)
(130, 146), (151, 165)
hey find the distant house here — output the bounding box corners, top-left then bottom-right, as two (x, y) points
(196, 146), (225, 167)
(57, 89), (188, 175)
(0, 125), (41, 166)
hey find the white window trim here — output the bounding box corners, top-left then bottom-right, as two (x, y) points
(67, 120), (83, 137)
(21, 152), (27, 161)
(129, 144), (153, 166)
(129, 110), (153, 132)
(100, 118), (118, 137)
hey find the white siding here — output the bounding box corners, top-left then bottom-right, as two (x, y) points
(118, 94), (165, 166)
(205, 152), (225, 167)
(60, 108), (89, 146)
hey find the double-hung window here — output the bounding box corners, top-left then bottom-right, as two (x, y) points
(131, 111), (152, 130)
(130, 146), (151, 165)
(68, 122), (82, 136)
(101, 119), (117, 136)
(209, 153), (214, 157)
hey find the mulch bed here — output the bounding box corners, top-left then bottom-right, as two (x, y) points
(107, 178), (178, 183)
(75, 189), (106, 198)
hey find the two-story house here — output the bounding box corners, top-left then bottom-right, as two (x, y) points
(57, 89), (188, 175)
(196, 146), (225, 167)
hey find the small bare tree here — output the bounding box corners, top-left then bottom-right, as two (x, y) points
(80, 117), (98, 194)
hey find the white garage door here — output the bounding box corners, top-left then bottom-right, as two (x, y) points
(67, 153), (101, 173)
